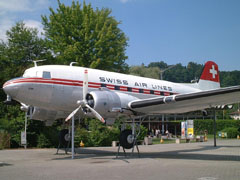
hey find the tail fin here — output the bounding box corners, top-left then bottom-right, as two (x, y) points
(198, 61), (220, 90)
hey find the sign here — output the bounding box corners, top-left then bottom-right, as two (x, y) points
(181, 122), (186, 138)
(186, 120), (194, 138)
(181, 120), (194, 139)
(21, 131), (26, 145)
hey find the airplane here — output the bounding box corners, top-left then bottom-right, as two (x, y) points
(2, 61), (240, 150)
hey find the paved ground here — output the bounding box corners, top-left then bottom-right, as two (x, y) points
(0, 139), (240, 180)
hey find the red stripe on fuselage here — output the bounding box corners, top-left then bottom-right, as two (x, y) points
(4, 77), (177, 96)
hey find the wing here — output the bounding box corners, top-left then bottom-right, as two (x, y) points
(128, 86), (240, 114)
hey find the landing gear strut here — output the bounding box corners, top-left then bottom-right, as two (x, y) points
(117, 116), (146, 158)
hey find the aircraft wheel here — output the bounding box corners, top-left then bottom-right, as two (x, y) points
(119, 129), (134, 149)
(59, 129), (71, 147)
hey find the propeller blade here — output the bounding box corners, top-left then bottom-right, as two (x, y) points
(65, 105), (81, 122)
(83, 69), (88, 101)
(85, 104), (105, 123)
(65, 69), (105, 124)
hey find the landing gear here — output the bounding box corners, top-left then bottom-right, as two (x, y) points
(59, 129), (71, 147)
(117, 116), (146, 158)
(56, 129), (71, 154)
(119, 129), (134, 149)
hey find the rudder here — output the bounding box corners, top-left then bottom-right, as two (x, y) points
(198, 61), (220, 90)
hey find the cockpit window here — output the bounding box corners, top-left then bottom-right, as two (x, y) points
(43, 71), (51, 79)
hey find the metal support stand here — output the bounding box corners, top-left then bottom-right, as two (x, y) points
(213, 109), (217, 147)
(56, 121), (72, 155)
(117, 143), (127, 158)
(56, 135), (71, 155)
(24, 112), (28, 149)
(116, 131), (140, 158)
(131, 136), (140, 157)
(162, 114), (164, 134)
(71, 116), (75, 159)
(116, 116), (146, 158)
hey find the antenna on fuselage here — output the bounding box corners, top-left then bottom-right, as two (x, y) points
(70, 62), (77, 66)
(33, 59), (46, 67)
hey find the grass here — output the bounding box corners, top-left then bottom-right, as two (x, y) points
(152, 138), (176, 144)
(151, 134), (236, 145)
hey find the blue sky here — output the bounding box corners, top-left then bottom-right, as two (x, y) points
(0, 0), (240, 71)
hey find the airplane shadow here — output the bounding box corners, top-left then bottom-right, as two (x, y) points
(52, 144), (240, 162)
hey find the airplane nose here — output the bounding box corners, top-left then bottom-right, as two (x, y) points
(3, 80), (19, 99)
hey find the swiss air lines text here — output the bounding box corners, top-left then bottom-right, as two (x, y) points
(99, 77), (173, 91)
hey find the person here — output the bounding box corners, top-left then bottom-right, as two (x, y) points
(166, 130), (169, 138)
(155, 129), (160, 138)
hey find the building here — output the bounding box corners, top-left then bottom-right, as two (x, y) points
(230, 111), (240, 120)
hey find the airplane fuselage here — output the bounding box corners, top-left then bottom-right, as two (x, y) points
(3, 65), (200, 112)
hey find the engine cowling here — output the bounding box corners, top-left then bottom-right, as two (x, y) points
(86, 90), (138, 118)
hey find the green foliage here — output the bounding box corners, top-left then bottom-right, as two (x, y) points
(0, 22), (53, 84)
(130, 61), (204, 82)
(75, 126), (91, 147)
(88, 119), (120, 147)
(220, 71), (240, 87)
(137, 125), (148, 140)
(129, 65), (161, 79)
(194, 119), (240, 135)
(0, 105), (25, 147)
(222, 127), (239, 138)
(75, 119), (120, 147)
(37, 133), (51, 148)
(42, 0), (128, 72)
(148, 61), (168, 69)
(0, 131), (10, 149)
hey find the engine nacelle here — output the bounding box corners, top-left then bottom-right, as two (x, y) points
(86, 90), (138, 118)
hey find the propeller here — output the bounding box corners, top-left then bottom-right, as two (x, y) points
(65, 69), (105, 123)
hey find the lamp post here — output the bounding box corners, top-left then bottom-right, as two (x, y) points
(159, 64), (177, 80)
(159, 64), (176, 134)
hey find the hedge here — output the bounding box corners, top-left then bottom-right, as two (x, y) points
(194, 119), (240, 134)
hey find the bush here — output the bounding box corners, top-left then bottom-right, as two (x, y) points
(75, 120), (121, 147)
(37, 133), (51, 148)
(222, 127), (239, 138)
(137, 125), (148, 140)
(0, 131), (10, 149)
(75, 127), (92, 147)
(194, 119), (240, 135)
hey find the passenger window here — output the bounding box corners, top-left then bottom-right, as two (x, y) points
(43, 71), (51, 79)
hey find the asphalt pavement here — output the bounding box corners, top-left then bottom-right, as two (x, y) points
(0, 139), (240, 180)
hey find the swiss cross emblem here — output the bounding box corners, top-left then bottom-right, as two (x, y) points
(209, 65), (217, 79)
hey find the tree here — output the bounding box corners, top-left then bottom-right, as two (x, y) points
(0, 21), (52, 114)
(3, 22), (53, 78)
(148, 61), (168, 69)
(129, 65), (161, 79)
(0, 22), (55, 148)
(42, 1), (128, 72)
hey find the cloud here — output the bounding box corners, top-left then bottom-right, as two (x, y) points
(0, 0), (49, 41)
(0, 0), (49, 12)
(0, 19), (45, 41)
(0, 0), (32, 12)
(0, 17), (15, 41)
(119, 0), (131, 3)
(24, 20), (44, 37)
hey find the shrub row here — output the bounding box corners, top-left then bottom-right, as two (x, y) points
(194, 119), (240, 136)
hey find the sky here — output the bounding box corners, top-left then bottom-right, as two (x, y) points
(0, 0), (240, 71)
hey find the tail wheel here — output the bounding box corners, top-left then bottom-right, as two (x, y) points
(119, 129), (134, 149)
(59, 129), (71, 147)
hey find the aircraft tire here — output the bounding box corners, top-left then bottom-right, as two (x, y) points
(59, 129), (71, 147)
(119, 129), (134, 149)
